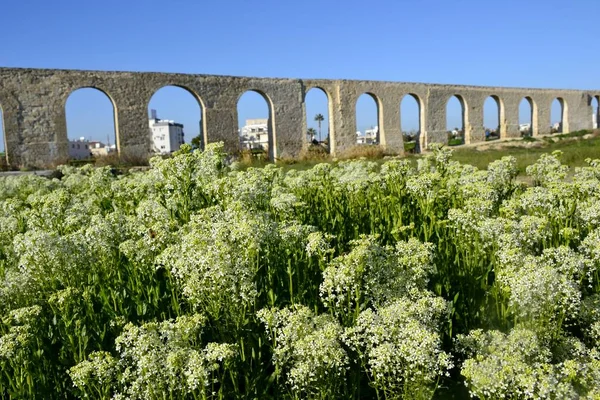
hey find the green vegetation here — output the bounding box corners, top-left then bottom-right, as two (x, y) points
(448, 138), (464, 146)
(404, 141), (417, 152)
(1, 143), (600, 399)
(450, 131), (600, 173)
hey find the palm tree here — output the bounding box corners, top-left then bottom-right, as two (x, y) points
(314, 114), (325, 142)
(307, 127), (317, 143)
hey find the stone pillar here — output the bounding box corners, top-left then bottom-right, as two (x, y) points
(466, 96), (484, 144)
(334, 84), (359, 155)
(112, 86), (152, 160)
(596, 95), (600, 129)
(415, 94), (427, 153)
(535, 96), (551, 136)
(203, 100), (239, 155)
(379, 95), (404, 155)
(0, 93), (23, 166)
(423, 88), (448, 148)
(564, 93), (592, 132)
(7, 80), (68, 168)
(503, 97), (521, 139)
(326, 83), (348, 156)
(269, 82), (304, 159)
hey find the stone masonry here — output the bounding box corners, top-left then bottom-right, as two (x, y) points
(0, 67), (598, 167)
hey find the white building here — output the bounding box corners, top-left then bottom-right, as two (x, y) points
(69, 137), (92, 160)
(89, 141), (116, 157)
(593, 113), (597, 129)
(149, 110), (185, 154)
(519, 123), (532, 133)
(356, 126), (378, 144)
(240, 118), (269, 150)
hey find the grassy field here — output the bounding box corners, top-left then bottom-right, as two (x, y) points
(448, 130), (600, 173)
(255, 130), (600, 175)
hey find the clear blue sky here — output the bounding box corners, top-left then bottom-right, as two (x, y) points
(1, 0), (599, 148)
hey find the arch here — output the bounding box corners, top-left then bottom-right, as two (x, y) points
(551, 97), (567, 134)
(400, 93), (423, 153)
(483, 96), (502, 141)
(591, 95), (599, 129)
(65, 87), (119, 160)
(148, 85), (205, 153)
(304, 87), (332, 152)
(237, 89), (276, 160)
(446, 95), (467, 146)
(519, 97), (536, 136)
(356, 92), (381, 145)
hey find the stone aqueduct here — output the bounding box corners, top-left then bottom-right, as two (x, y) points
(0, 67), (598, 167)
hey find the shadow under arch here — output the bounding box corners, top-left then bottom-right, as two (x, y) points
(236, 89), (276, 160)
(400, 92), (425, 153)
(446, 94), (469, 145)
(147, 84), (207, 150)
(64, 86), (120, 155)
(303, 86), (334, 153)
(356, 92), (383, 145)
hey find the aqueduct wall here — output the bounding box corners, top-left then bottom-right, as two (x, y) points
(0, 67), (598, 167)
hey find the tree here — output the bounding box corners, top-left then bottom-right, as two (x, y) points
(314, 114), (325, 142)
(307, 128), (318, 145)
(191, 123), (204, 150)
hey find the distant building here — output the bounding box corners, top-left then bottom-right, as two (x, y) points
(357, 126), (378, 144)
(552, 121), (562, 132)
(149, 110), (185, 154)
(69, 137), (92, 160)
(89, 141), (116, 157)
(519, 123), (531, 133)
(240, 118), (269, 150)
(593, 113), (597, 129)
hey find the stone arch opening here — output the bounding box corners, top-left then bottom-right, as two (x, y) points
(519, 97), (535, 136)
(238, 90), (275, 160)
(592, 96), (599, 129)
(551, 97), (567, 134)
(304, 87), (332, 153)
(484, 96), (502, 141)
(400, 93), (422, 153)
(356, 93), (380, 145)
(446, 95), (466, 146)
(148, 85), (204, 153)
(65, 88), (118, 160)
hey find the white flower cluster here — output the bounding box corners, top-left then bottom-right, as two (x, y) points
(270, 186), (306, 221)
(526, 151), (570, 186)
(319, 235), (436, 320)
(305, 231), (335, 259)
(70, 314), (236, 400)
(458, 327), (600, 399)
(257, 305), (348, 397)
(0, 305), (42, 359)
(148, 142), (227, 223)
(345, 294), (452, 397)
(495, 246), (583, 334)
(157, 206), (275, 318)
